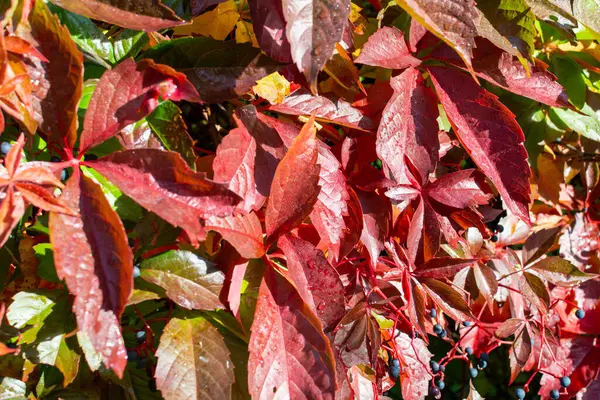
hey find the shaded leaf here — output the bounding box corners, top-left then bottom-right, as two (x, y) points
(355, 27), (420, 69)
(509, 327), (532, 383)
(248, 267), (336, 399)
(89, 149), (240, 246)
(139, 250), (225, 310)
(49, 173), (132, 378)
(495, 318), (524, 339)
(155, 316), (234, 400)
(520, 271), (549, 312)
(413, 257), (476, 279)
(173, 0), (239, 40)
(248, 0), (291, 63)
(47, 0), (184, 31)
(265, 115), (321, 244)
(428, 66), (531, 224)
(522, 225), (562, 265)
(420, 278), (474, 321)
(206, 212), (265, 259)
(357, 189), (390, 266)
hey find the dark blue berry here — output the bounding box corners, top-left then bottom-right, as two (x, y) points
(515, 388), (526, 399)
(439, 329), (447, 338)
(127, 351), (139, 361)
(430, 309), (437, 318)
(477, 359), (488, 369)
(391, 358), (400, 368)
(433, 324), (443, 335)
(136, 330), (146, 343)
(429, 386), (441, 397)
(560, 376), (571, 388)
(462, 321), (472, 327)
(389, 365), (401, 378)
(469, 368), (478, 378)
(430, 361), (440, 373)
(480, 352), (489, 362)
(496, 225), (504, 233)
(550, 389), (560, 399)
(50, 156), (61, 162)
(133, 265), (141, 279)
(436, 380), (445, 390)
(1, 142), (11, 155)
(6, 342), (17, 349)
(575, 309), (585, 319)
(491, 234), (498, 242)
(439, 364), (445, 372)
(465, 347), (473, 355)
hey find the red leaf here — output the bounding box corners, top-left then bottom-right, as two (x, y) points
(429, 39), (569, 107)
(248, 0), (292, 63)
(428, 66), (531, 224)
(206, 212), (265, 259)
(47, 0), (184, 31)
(89, 149), (240, 247)
(28, 0), (83, 152)
(80, 59), (199, 154)
(522, 225), (562, 265)
(356, 189), (390, 266)
(394, 332), (432, 400)
(281, 0), (350, 90)
(269, 88), (375, 131)
(426, 169), (492, 209)
(407, 196), (441, 263)
(355, 27), (421, 69)
(248, 266), (336, 399)
(278, 235), (345, 330)
(421, 278), (474, 321)
(265, 115), (321, 244)
(413, 257), (476, 279)
(0, 186), (25, 249)
(377, 67), (439, 185)
(49, 173), (133, 378)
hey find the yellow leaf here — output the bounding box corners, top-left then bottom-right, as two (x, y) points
(235, 20), (258, 47)
(174, 0), (240, 40)
(253, 72), (290, 104)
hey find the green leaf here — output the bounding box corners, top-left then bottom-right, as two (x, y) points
(113, 29), (148, 62)
(0, 377), (27, 400)
(79, 79), (98, 111)
(81, 166), (143, 221)
(35, 335), (80, 387)
(6, 291), (56, 329)
(47, 3), (114, 65)
(33, 243), (60, 283)
(155, 316), (234, 400)
(147, 101), (196, 168)
(477, 0), (537, 59)
(140, 250), (225, 310)
(550, 107), (600, 141)
(530, 256), (598, 286)
(552, 56), (586, 108)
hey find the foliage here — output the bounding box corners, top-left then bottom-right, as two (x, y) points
(0, 0), (599, 399)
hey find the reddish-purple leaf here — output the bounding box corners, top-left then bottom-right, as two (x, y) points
(206, 212), (265, 259)
(47, 0), (184, 31)
(27, 0), (83, 152)
(355, 27), (421, 69)
(265, 115), (321, 244)
(80, 59), (199, 154)
(509, 327), (532, 383)
(519, 272), (549, 313)
(394, 332), (432, 399)
(429, 39), (569, 107)
(89, 149), (240, 247)
(269, 88), (375, 131)
(421, 278), (474, 321)
(49, 173), (133, 378)
(377, 67), (439, 185)
(248, 266), (336, 399)
(428, 66), (531, 224)
(282, 0), (350, 90)
(522, 225), (562, 265)
(414, 257), (476, 279)
(426, 169), (492, 209)
(155, 316), (234, 400)
(278, 235), (345, 330)
(248, 0), (292, 63)
(495, 318), (524, 339)
(356, 189), (390, 266)
(407, 196), (441, 263)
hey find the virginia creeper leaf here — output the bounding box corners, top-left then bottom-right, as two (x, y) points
(206, 212), (265, 259)
(155, 316), (234, 400)
(413, 257), (476, 279)
(139, 250), (225, 310)
(420, 278), (474, 321)
(49, 173), (133, 378)
(428, 66), (531, 224)
(357, 189), (390, 266)
(355, 27), (420, 69)
(80, 58), (200, 154)
(265, 115), (320, 244)
(522, 225), (562, 265)
(47, 0), (184, 32)
(394, 332), (432, 399)
(426, 169), (492, 209)
(248, 0), (292, 63)
(89, 149), (240, 246)
(248, 266), (336, 399)
(531, 256), (597, 286)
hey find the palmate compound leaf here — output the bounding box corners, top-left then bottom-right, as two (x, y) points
(79, 58), (200, 154)
(376, 67), (439, 185)
(428, 66), (532, 224)
(355, 27), (421, 69)
(248, 266), (336, 399)
(47, 0), (184, 32)
(282, 0), (351, 91)
(139, 250), (225, 310)
(27, 0), (83, 152)
(155, 316), (234, 400)
(49, 172), (133, 378)
(88, 149), (241, 247)
(395, 0), (480, 77)
(265, 114), (321, 245)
